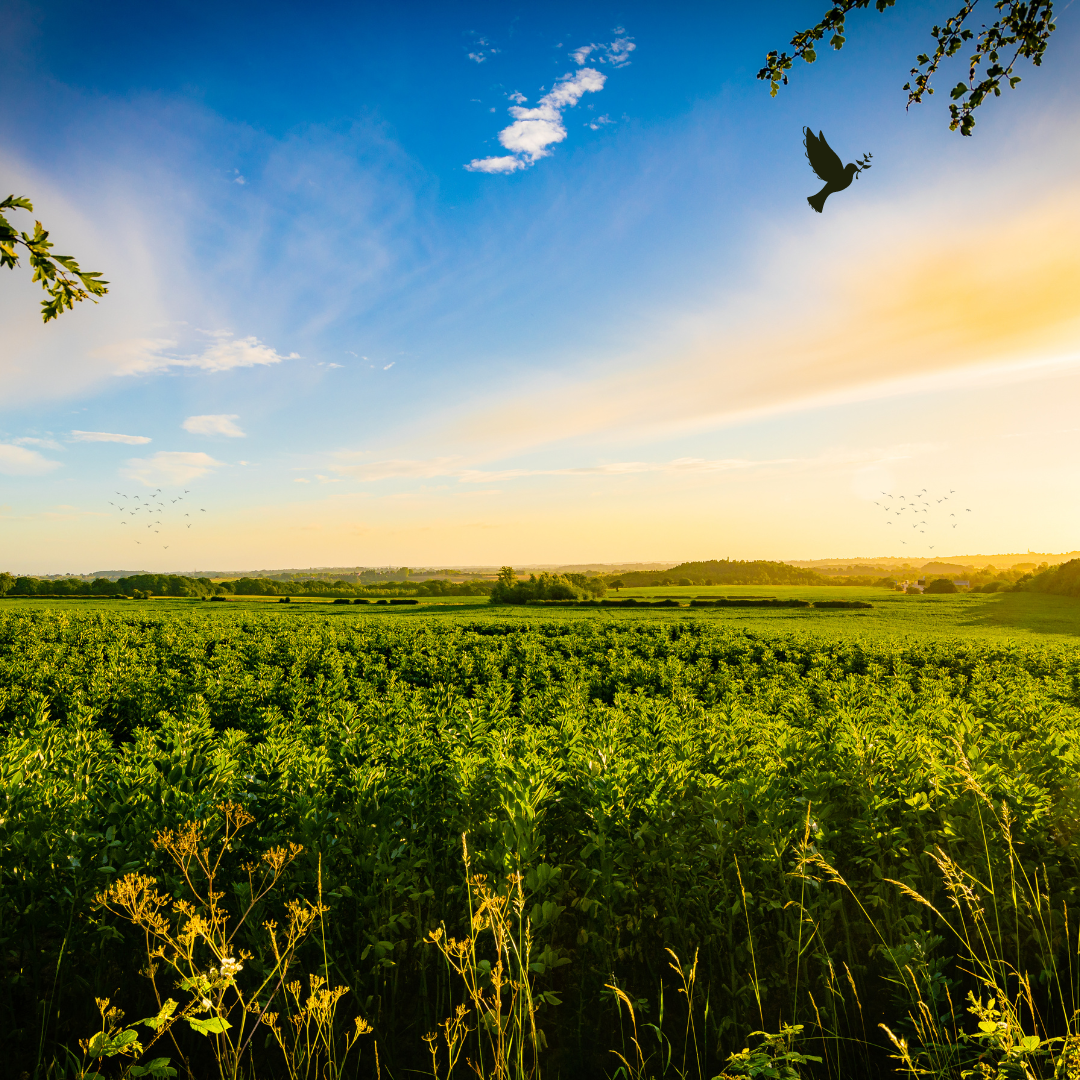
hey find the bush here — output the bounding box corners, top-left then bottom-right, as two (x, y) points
(491, 572), (585, 605)
(924, 578), (958, 594)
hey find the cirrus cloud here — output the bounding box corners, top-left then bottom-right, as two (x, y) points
(70, 430), (152, 444)
(120, 451), (222, 486)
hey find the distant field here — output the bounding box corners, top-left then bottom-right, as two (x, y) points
(5, 583), (1080, 640)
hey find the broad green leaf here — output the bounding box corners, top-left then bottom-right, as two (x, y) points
(187, 1015), (232, 1036)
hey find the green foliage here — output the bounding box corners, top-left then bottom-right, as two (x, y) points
(611, 559), (826, 589)
(491, 570), (604, 604)
(0, 571), (494, 601)
(759, 1), (1056, 136)
(1, 194), (109, 321)
(924, 578), (959, 594)
(2, 609), (1080, 1077)
(1026, 558), (1080, 599)
(717, 1025), (823, 1078)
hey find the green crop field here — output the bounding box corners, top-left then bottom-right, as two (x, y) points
(2, 600), (1079, 1079)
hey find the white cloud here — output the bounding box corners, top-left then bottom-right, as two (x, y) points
(13, 436), (62, 450)
(0, 444), (62, 476)
(605, 34), (636, 66)
(570, 32), (635, 68)
(121, 451), (222, 486)
(465, 155), (525, 174)
(466, 36), (498, 63)
(383, 361), (395, 370)
(71, 430), (152, 444)
(508, 91), (526, 104)
(182, 414), (246, 437)
(96, 330), (299, 375)
(466, 68), (607, 173)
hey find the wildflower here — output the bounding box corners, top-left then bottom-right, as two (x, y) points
(219, 956), (243, 977)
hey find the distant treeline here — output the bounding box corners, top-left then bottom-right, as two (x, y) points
(0, 572), (492, 599)
(607, 559), (893, 588)
(1025, 558), (1080, 598)
(490, 572), (608, 604)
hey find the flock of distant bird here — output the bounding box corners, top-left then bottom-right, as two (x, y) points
(108, 489), (207, 549)
(872, 488), (973, 550)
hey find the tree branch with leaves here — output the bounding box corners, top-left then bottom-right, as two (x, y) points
(1, 194), (108, 321)
(759, 0), (1056, 136)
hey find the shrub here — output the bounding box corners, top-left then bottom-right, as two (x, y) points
(490, 572), (583, 605)
(924, 578), (958, 594)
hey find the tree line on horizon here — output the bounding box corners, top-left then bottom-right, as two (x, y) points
(0, 556), (1064, 601)
(0, 572), (493, 600)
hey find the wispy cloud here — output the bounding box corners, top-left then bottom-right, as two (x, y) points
(121, 451), (222, 486)
(182, 414), (246, 437)
(466, 35), (498, 63)
(71, 430), (152, 444)
(0, 444), (62, 476)
(13, 436), (62, 450)
(466, 66), (608, 173)
(98, 330), (299, 376)
(570, 30), (636, 68)
(329, 446), (924, 485)
(424, 186), (1080, 461)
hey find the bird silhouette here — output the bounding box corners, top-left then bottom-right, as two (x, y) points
(803, 128), (872, 213)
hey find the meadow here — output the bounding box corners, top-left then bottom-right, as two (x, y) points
(2, 595), (1079, 1079)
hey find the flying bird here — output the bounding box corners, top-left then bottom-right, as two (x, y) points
(803, 128), (871, 213)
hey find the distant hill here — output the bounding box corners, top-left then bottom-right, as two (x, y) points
(610, 559), (827, 587)
(788, 551), (1080, 572)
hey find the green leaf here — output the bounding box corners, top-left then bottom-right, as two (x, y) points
(187, 1015), (232, 1036)
(137, 999), (178, 1031)
(130, 1057), (178, 1078)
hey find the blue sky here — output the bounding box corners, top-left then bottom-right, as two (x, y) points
(3, 1), (1080, 572)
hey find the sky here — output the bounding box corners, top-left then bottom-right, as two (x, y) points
(3, 0), (1080, 573)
